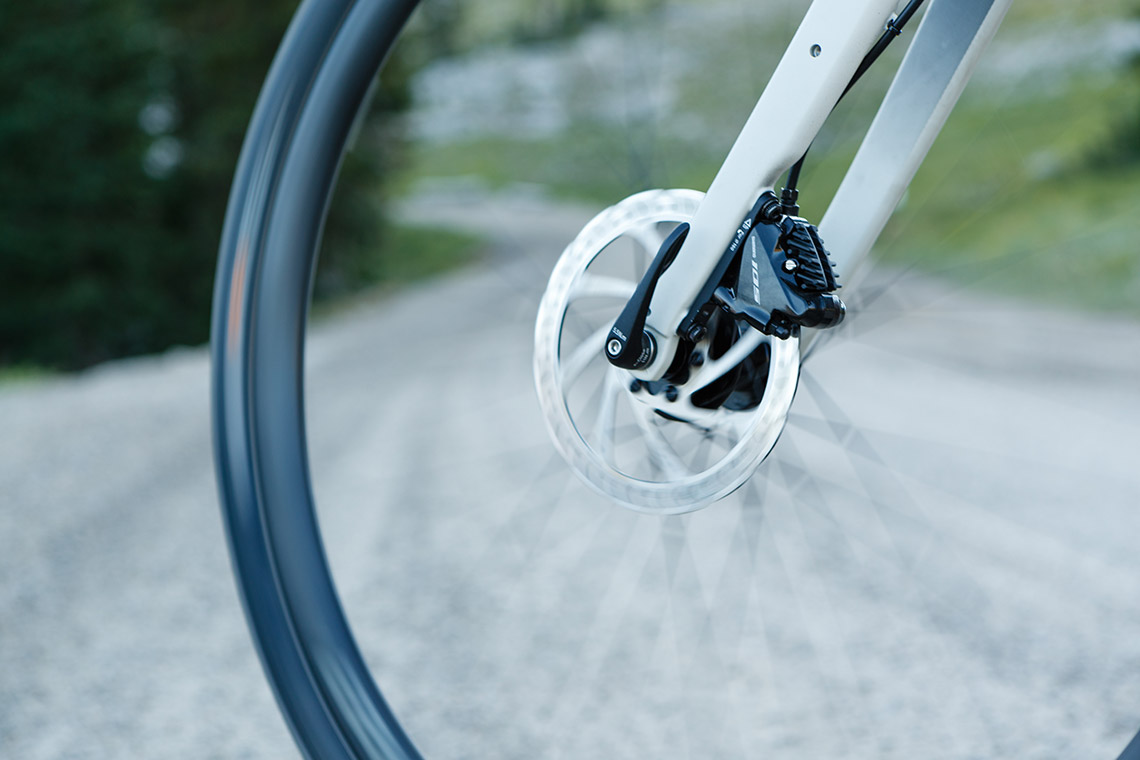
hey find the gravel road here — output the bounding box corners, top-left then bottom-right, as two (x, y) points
(2, 188), (1139, 759)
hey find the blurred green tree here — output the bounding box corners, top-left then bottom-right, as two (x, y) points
(1119, 40), (1140, 164)
(1092, 7), (1140, 167)
(513, 0), (611, 43)
(0, 0), (406, 370)
(0, 1), (162, 367)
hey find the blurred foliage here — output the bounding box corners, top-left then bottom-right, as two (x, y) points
(0, 0), (408, 370)
(1, 1), (160, 368)
(4, 1), (1136, 372)
(405, 0), (666, 57)
(1090, 7), (1140, 167)
(399, 2), (1140, 318)
(510, 0), (612, 44)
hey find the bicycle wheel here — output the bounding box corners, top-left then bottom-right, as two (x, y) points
(213, 1), (1140, 758)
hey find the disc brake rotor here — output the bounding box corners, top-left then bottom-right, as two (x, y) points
(534, 189), (800, 514)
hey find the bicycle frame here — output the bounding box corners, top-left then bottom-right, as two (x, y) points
(634, 0), (1013, 379)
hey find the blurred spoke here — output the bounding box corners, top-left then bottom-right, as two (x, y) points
(628, 224), (667, 258)
(569, 273), (637, 302)
(561, 324), (610, 389)
(686, 329), (766, 392)
(593, 368), (623, 462)
(630, 403), (691, 479)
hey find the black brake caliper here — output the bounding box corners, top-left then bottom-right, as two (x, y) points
(713, 193), (845, 340)
(607, 190), (845, 388)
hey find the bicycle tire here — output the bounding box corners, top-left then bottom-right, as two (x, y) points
(211, 0), (421, 758)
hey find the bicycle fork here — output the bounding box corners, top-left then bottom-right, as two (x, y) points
(612, 0), (1013, 381)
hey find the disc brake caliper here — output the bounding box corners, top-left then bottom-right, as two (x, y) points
(713, 198), (845, 340)
(605, 190), (844, 378)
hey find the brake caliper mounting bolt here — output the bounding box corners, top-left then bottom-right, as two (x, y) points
(782, 259), (798, 272)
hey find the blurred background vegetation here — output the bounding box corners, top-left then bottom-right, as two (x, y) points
(0, 0), (413, 370)
(0, 0), (659, 372)
(1, 0), (1137, 373)
(398, 0), (1140, 316)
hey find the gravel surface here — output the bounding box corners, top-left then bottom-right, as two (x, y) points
(2, 186), (1139, 759)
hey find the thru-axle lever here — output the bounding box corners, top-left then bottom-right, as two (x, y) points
(604, 223), (690, 371)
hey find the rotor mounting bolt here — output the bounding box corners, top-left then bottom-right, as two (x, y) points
(664, 385), (679, 402)
(690, 352), (704, 367)
(606, 338), (623, 357)
(629, 379), (642, 393)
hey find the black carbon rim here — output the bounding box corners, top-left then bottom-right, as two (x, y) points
(211, 0), (421, 758)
